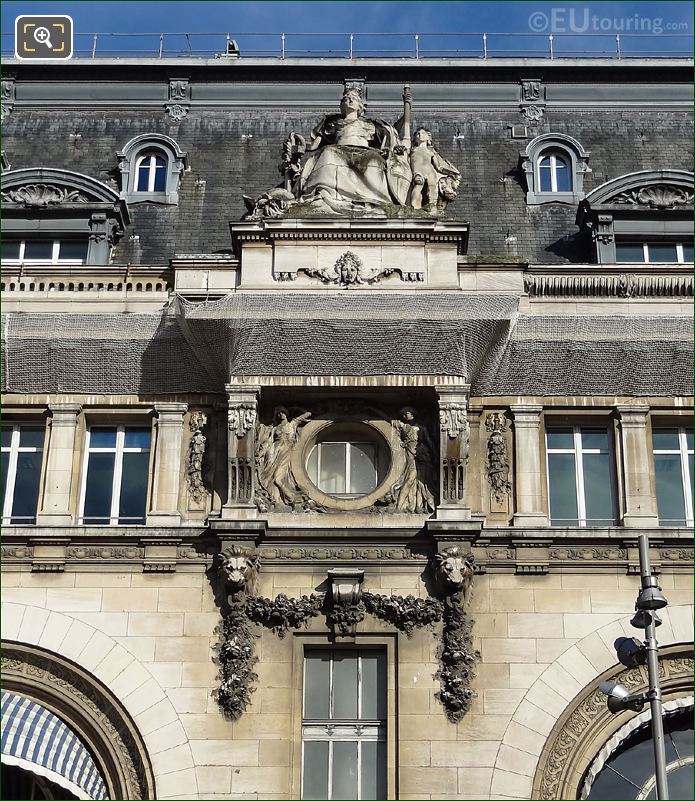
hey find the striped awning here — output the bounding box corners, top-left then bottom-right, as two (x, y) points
(1, 691), (109, 800)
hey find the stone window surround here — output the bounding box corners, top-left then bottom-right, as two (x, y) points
(576, 169), (695, 265)
(117, 133), (187, 205)
(521, 132), (591, 206)
(290, 633), (397, 801)
(1, 168), (130, 266)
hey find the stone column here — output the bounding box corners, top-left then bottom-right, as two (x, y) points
(37, 403), (81, 525)
(148, 402), (187, 526)
(510, 404), (548, 527)
(617, 405), (659, 527)
(222, 384), (260, 519)
(436, 385), (471, 520)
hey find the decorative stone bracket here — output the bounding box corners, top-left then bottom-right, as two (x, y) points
(213, 545), (478, 723)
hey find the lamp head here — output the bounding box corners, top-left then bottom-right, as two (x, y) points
(635, 582), (668, 611)
(599, 682), (646, 714)
(630, 609), (662, 629)
(614, 637), (647, 668)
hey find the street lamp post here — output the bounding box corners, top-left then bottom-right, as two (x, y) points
(598, 533), (670, 799)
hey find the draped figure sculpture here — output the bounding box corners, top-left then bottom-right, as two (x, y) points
(243, 85), (460, 219)
(392, 407), (436, 513)
(256, 407), (311, 510)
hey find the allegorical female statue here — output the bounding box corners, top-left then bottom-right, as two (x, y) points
(256, 406), (311, 509)
(392, 407), (436, 513)
(244, 86), (460, 219)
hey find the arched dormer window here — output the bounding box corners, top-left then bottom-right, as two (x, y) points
(117, 134), (187, 205)
(521, 133), (590, 205)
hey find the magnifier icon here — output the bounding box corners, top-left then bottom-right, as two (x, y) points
(33, 26), (53, 49)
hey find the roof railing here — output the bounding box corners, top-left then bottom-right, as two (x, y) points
(1, 31), (692, 60)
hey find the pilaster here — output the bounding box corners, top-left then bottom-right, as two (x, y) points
(510, 404), (548, 527)
(222, 384), (261, 518)
(37, 403), (81, 525)
(617, 405), (660, 527)
(148, 402), (187, 525)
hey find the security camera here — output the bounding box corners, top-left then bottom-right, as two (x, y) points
(599, 682), (646, 714)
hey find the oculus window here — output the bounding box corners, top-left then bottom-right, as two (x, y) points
(653, 428), (694, 527)
(1, 425), (44, 525)
(302, 649), (387, 801)
(546, 427), (617, 527)
(80, 426), (151, 525)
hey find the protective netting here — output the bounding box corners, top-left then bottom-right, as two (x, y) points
(1, 293), (692, 396)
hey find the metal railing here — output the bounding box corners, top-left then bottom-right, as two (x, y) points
(1, 31), (692, 60)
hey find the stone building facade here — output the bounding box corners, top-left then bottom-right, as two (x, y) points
(1, 53), (693, 801)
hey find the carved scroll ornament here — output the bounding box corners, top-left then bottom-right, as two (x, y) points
(2, 184), (88, 206)
(185, 411), (208, 503)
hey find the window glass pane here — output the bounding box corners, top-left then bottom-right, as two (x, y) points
(682, 243), (694, 262)
(616, 243), (646, 263)
(581, 430), (608, 451)
(548, 452), (579, 525)
(685, 430), (693, 451)
(307, 446), (318, 485)
(331, 741), (358, 801)
(137, 162), (151, 191)
(118, 451), (149, 524)
(10, 450), (42, 523)
(647, 243), (678, 263)
(2, 428), (13, 448)
(23, 240), (53, 259)
(361, 741), (387, 801)
(153, 160), (167, 192)
(124, 427), (151, 449)
(539, 159), (552, 192)
(587, 765), (640, 799)
(654, 454), (686, 525)
(666, 764), (694, 801)
(652, 429), (680, 451)
(58, 241), (88, 261)
(360, 651), (387, 720)
(1, 451), (9, 512)
(668, 716), (694, 758)
(546, 429), (574, 450)
(332, 652), (358, 720)
(2, 241), (21, 259)
(83, 452), (115, 523)
(582, 452), (615, 525)
(19, 428), (45, 449)
(554, 157), (570, 191)
(304, 651), (331, 720)
(348, 443), (377, 495)
(302, 741), (329, 801)
(319, 442), (346, 495)
(90, 428), (117, 448)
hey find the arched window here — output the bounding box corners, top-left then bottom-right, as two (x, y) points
(135, 151), (167, 193)
(117, 134), (187, 205)
(521, 133), (590, 205)
(538, 150), (572, 193)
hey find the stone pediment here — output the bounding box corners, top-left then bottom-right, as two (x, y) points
(2, 167), (126, 208)
(578, 169), (694, 217)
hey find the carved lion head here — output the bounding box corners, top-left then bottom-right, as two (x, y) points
(217, 545), (260, 593)
(433, 546), (475, 594)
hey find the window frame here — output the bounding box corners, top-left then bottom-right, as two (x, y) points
(545, 425), (618, 527)
(78, 424), (152, 525)
(2, 238), (89, 265)
(521, 132), (590, 206)
(652, 426), (694, 527)
(615, 241), (693, 264)
(537, 150), (572, 194)
(300, 648), (387, 801)
(134, 151), (168, 194)
(1, 423), (45, 525)
(117, 134), (187, 205)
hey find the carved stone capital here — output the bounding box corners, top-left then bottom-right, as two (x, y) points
(616, 404), (650, 428)
(327, 568), (365, 637)
(510, 404), (543, 428)
(439, 403), (468, 439)
(48, 402), (81, 425)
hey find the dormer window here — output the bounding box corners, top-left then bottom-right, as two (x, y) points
(2, 238), (88, 264)
(117, 134), (187, 205)
(521, 133), (590, 205)
(136, 151), (167, 193)
(538, 151), (571, 193)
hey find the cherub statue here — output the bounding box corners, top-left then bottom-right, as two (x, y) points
(409, 128), (461, 213)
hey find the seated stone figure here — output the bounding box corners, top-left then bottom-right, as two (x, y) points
(297, 88), (408, 215)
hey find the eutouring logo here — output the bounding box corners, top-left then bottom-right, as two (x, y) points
(528, 8), (689, 35)
(15, 15), (73, 60)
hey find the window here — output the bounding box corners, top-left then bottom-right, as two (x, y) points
(546, 427), (617, 526)
(653, 428), (694, 527)
(117, 134), (187, 205)
(307, 441), (378, 497)
(1, 425), (45, 524)
(302, 649), (387, 801)
(521, 133), (590, 205)
(615, 241), (693, 264)
(2, 239), (89, 264)
(538, 151), (571, 193)
(80, 426), (151, 525)
(135, 151), (167, 193)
